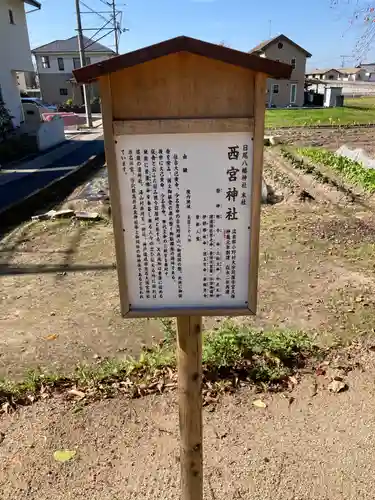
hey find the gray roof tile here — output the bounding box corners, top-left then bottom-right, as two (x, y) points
(32, 35), (115, 54)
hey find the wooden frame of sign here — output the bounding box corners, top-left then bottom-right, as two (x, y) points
(74, 36), (291, 500)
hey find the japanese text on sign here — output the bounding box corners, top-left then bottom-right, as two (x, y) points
(116, 132), (253, 311)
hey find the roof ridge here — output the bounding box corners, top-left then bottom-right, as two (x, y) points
(32, 35), (115, 54)
(249, 34), (312, 58)
(74, 35), (292, 83)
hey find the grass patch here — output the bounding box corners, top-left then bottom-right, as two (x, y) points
(298, 147), (375, 193)
(0, 322), (319, 411)
(265, 106), (375, 128)
(345, 96), (375, 109)
(203, 322), (315, 382)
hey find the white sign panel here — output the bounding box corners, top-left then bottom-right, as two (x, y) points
(115, 132), (253, 312)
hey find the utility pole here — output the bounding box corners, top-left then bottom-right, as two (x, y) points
(75, 0), (93, 127)
(112, 0), (119, 55)
(340, 55), (351, 68)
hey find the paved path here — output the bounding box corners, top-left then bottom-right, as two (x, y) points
(0, 132), (104, 214)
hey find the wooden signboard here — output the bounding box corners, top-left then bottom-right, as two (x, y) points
(74, 36), (291, 500)
(114, 131), (255, 317)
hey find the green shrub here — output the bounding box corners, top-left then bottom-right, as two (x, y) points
(202, 321), (315, 382)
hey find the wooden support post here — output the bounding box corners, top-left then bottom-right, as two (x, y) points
(177, 315), (203, 500)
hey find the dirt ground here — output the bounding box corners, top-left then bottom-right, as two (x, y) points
(0, 220), (163, 379)
(1, 345), (375, 500)
(1, 141), (375, 379)
(267, 126), (375, 155)
(1, 126), (375, 498)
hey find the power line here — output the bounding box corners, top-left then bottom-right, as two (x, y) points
(74, 0), (128, 127)
(79, 0), (128, 55)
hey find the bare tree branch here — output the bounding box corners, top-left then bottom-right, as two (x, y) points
(331, 0), (375, 60)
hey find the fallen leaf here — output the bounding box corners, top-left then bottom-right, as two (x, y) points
(252, 399), (267, 408)
(45, 334), (58, 341)
(315, 367), (326, 376)
(328, 380), (348, 393)
(68, 389), (85, 400)
(53, 450), (77, 463)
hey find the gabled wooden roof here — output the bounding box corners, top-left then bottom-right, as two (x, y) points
(73, 35), (292, 84)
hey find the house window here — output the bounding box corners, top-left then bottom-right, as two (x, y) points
(57, 57), (65, 71)
(60, 88), (68, 96)
(73, 57), (90, 69)
(290, 83), (297, 104)
(278, 42), (283, 49)
(272, 84), (279, 94)
(291, 58), (296, 69)
(41, 56), (50, 69)
(9, 9), (15, 24)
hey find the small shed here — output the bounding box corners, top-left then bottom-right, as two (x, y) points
(73, 36), (291, 317)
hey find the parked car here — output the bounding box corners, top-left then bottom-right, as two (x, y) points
(21, 98), (57, 113)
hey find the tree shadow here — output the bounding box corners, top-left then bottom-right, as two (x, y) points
(0, 220), (115, 279)
(0, 262), (116, 276)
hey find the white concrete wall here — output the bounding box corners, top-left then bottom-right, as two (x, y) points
(35, 53), (111, 74)
(0, 0), (35, 126)
(37, 118), (65, 151)
(16, 71), (27, 90)
(313, 81), (375, 96)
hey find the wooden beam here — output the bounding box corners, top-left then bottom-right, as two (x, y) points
(248, 72), (267, 314)
(99, 75), (130, 316)
(177, 316), (203, 500)
(113, 117), (254, 136)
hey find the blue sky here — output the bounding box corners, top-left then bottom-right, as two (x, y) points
(27, 0), (375, 69)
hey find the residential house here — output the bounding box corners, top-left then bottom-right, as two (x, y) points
(305, 68), (342, 80)
(32, 36), (115, 105)
(0, 0), (41, 126)
(16, 70), (38, 91)
(306, 67), (367, 82)
(360, 63), (375, 81)
(250, 34), (311, 107)
(339, 67), (367, 81)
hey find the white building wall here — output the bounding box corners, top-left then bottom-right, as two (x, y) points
(0, 0), (35, 126)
